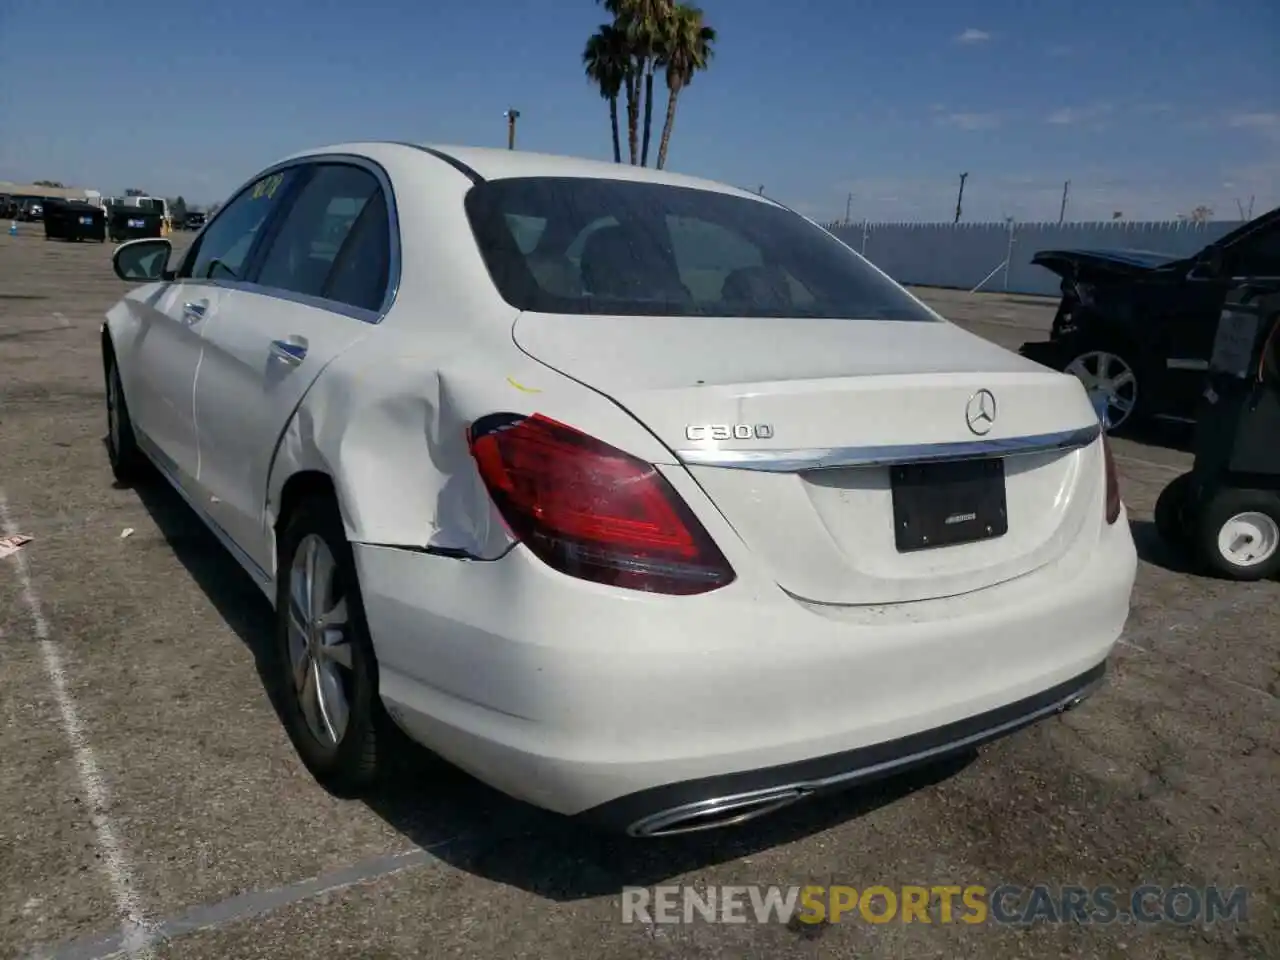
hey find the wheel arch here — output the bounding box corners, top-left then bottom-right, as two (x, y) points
(275, 470), (341, 538)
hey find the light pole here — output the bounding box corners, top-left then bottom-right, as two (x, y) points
(954, 172), (968, 224)
(504, 108), (521, 150)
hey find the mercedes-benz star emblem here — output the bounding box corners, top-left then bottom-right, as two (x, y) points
(965, 389), (997, 435)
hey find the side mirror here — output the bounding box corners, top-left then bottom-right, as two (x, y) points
(113, 238), (173, 282)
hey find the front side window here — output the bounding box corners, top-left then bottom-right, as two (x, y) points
(181, 169), (295, 281)
(254, 164), (385, 306)
(464, 177), (937, 321)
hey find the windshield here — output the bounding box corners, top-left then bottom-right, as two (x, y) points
(464, 177), (939, 321)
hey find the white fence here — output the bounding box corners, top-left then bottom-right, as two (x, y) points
(825, 220), (1242, 297)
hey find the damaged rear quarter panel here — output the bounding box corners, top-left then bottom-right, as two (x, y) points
(264, 317), (680, 564)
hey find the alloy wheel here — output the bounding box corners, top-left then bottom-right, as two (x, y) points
(285, 534), (354, 746)
(1064, 350), (1138, 430)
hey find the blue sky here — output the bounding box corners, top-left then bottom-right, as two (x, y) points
(1, 0), (1276, 223)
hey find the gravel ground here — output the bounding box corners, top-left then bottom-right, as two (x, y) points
(1, 229), (1276, 960)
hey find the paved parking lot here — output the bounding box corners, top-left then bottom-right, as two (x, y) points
(1, 229), (1276, 959)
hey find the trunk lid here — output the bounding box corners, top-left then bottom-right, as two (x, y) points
(1031, 248), (1182, 282)
(514, 312), (1103, 605)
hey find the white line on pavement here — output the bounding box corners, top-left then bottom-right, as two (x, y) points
(1113, 454), (1188, 476)
(30, 835), (496, 960)
(0, 491), (155, 959)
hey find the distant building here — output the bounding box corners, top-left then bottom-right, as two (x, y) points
(0, 181), (100, 202)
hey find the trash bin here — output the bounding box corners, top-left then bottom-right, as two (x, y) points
(108, 207), (165, 243)
(43, 199), (107, 242)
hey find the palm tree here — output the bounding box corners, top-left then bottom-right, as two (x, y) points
(655, 4), (715, 170)
(583, 24), (628, 163)
(599, 0), (673, 166)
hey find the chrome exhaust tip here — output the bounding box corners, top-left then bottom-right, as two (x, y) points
(627, 787), (810, 838)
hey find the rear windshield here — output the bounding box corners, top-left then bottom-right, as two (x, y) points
(463, 177), (938, 321)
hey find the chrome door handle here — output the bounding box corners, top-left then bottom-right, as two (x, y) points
(270, 339), (308, 365)
(182, 300), (207, 324)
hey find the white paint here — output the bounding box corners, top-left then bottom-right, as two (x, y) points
(0, 492), (154, 957)
(104, 141), (1138, 823)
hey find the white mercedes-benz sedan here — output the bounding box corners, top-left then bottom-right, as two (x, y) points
(102, 142), (1137, 837)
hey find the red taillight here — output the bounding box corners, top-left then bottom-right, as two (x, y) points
(1101, 434), (1122, 524)
(468, 413), (735, 595)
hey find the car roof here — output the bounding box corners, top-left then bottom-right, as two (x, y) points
(1209, 204), (1280, 250)
(277, 141), (771, 203)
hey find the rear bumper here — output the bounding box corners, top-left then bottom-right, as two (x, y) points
(354, 503), (1137, 828)
(582, 660), (1106, 836)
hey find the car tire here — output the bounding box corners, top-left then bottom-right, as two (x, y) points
(105, 352), (149, 485)
(1154, 471), (1194, 550)
(1062, 342), (1148, 434)
(1196, 487), (1280, 581)
(274, 495), (386, 797)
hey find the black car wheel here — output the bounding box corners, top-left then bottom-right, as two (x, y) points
(1196, 488), (1280, 581)
(104, 351), (149, 485)
(274, 495), (387, 796)
(1063, 346), (1145, 432)
(1154, 471), (1194, 550)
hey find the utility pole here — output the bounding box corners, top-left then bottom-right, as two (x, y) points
(504, 108), (520, 150)
(845, 192), (853, 225)
(954, 172), (968, 224)
(1058, 180), (1071, 224)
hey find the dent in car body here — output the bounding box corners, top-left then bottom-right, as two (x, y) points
(262, 327), (681, 571)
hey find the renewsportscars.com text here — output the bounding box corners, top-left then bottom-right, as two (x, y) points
(621, 884), (1249, 926)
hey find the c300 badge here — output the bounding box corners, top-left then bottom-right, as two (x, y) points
(684, 424), (774, 441)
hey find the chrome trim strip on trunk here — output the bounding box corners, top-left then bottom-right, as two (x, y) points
(675, 422), (1101, 473)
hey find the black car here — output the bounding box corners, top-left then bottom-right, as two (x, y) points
(1019, 206), (1280, 432)
(16, 197), (46, 222)
(184, 211), (207, 230)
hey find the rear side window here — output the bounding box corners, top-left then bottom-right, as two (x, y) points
(463, 177), (936, 321)
(323, 189), (391, 311)
(254, 164), (387, 307)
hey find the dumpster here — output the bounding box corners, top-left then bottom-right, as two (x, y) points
(43, 199), (107, 242)
(107, 206), (164, 243)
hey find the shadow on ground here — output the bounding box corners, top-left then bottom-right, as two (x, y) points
(1115, 418), (1196, 454)
(1129, 519), (1203, 576)
(130, 471), (975, 902)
